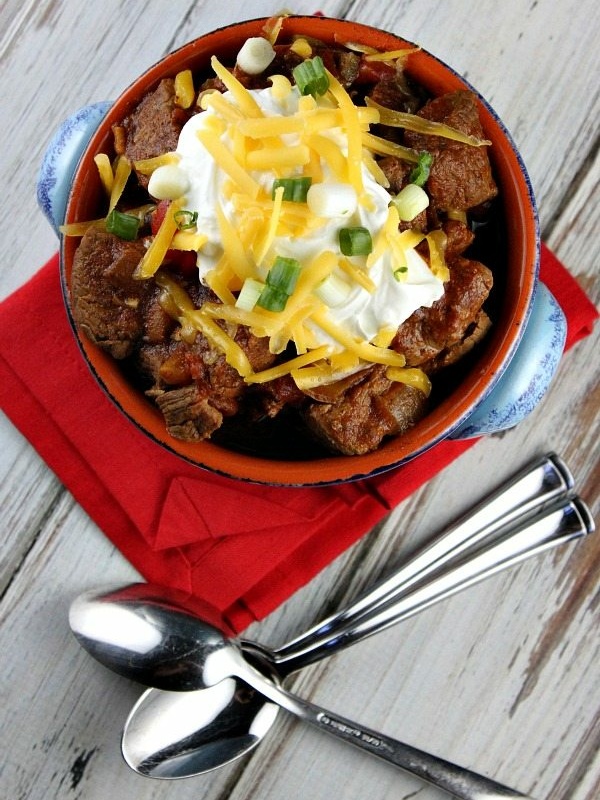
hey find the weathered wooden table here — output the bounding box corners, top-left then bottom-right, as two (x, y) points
(1, 1), (598, 798)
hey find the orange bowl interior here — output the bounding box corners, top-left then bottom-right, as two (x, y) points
(61, 16), (539, 485)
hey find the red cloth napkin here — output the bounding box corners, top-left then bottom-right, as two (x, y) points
(0, 244), (597, 632)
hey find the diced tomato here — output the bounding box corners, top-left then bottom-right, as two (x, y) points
(356, 56), (396, 85)
(150, 199), (171, 235)
(164, 249), (198, 278)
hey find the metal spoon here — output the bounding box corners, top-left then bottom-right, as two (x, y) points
(115, 496), (592, 791)
(71, 494), (593, 792)
(121, 621), (537, 800)
(70, 453), (574, 688)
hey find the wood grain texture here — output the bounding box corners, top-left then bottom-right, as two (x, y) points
(0, 1), (598, 798)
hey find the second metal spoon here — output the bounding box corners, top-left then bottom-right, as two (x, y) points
(117, 495), (591, 795)
(122, 618), (537, 799)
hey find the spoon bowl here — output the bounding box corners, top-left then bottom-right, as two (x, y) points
(120, 621), (537, 799)
(121, 681), (278, 779)
(69, 583), (235, 691)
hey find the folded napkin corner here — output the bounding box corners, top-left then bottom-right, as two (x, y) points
(153, 473), (362, 549)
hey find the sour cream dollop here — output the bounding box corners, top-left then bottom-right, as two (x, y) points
(174, 84), (444, 348)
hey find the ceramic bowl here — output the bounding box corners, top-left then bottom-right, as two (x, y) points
(38, 16), (566, 485)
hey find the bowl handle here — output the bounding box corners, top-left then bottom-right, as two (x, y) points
(451, 282), (566, 439)
(36, 101), (112, 235)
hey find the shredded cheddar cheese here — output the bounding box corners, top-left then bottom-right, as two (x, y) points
(244, 345), (333, 384)
(134, 197), (186, 279)
(196, 126), (262, 198)
(325, 69), (365, 202)
(291, 360), (366, 391)
(108, 155), (132, 213)
(269, 74), (293, 100)
(133, 152), (180, 175)
(210, 56), (264, 118)
(254, 185), (284, 264)
(364, 46), (421, 62)
(215, 200), (256, 280)
(386, 366), (432, 396)
(338, 258), (376, 293)
(245, 144), (311, 172)
(238, 115), (305, 138)
(189, 311), (253, 377)
(60, 218), (105, 236)
(361, 131), (420, 162)
(426, 229), (450, 281)
(170, 231), (209, 251)
(262, 14), (286, 45)
(94, 153), (113, 195)
(174, 69), (195, 109)
(366, 97), (492, 146)
(310, 308), (407, 368)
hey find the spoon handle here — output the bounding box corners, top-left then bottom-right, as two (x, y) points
(273, 454), (572, 665)
(269, 495), (593, 672)
(233, 652), (534, 799)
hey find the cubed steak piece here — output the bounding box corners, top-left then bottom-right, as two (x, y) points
(393, 256), (493, 366)
(304, 366), (428, 455)
(138, 310), (278, 443)
(113, 79), (191, 186)
(154, 384), (224, 441)
(404, 90), (498, 211)
(70, 227), (147, 359)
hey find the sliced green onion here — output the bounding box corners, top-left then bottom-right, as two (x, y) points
(393, 266), (409, 281)
(174, 209), (199, 230)
(408, 151), (433, 187)
(266, 256), (301, 295)
(292, 56), (329, 98)
(272, 176), (312, 203)
(235, 278), (265, 310)
(390, 183), (430, 221)
(339, 226), (373, 257)
(314, 273), (352, 307)
(256, 256), (302, 311)
(256, 284), (289, 312)
(105, 209), (140, 241)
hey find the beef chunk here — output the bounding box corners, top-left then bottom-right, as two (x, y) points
(331, 49), (361, 87)
(155, 385), (224, 441)
(253, 374), (306, 418)
(233, 324), (278, 374)
(304, 366), (428, 455)
(141, 284), (177, 344)
(404, 91), (498, 211)
(116, 79), (190, 186)
(140, 338), (244, 442)
(71, 227), (147, 358)
(138, 341), (193, 388)
(424, 310), (492, 373)
(378, 156), (411, 193)
(442, 218), (476, 259)
(368, 73), (425, 114)
(393, 256), (493, 365)
(137, 310), (278, 442)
